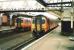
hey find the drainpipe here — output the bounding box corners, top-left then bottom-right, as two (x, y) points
(71, 0), (74, 32)
(0, 13), (3, 28)
(10, 14), (13, 27)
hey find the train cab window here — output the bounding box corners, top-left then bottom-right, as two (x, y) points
(42, 19), (45, 24)
(37, 20), (40, 24)
(32, 18), (45, 24)
(36, 19), (45, 24)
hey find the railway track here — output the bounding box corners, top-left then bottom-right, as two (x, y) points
(9, 38), (36, 50)
(0, 31), (33, 50)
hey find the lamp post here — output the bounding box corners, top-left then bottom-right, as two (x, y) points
(71, 0), (74, 33)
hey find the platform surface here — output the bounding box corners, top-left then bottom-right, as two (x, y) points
(22, 25), (74, 50)
(0, 26), (15, 31)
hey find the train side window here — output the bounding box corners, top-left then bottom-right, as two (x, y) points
(21, 20), (23, 23)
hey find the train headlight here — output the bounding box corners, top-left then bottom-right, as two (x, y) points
(42, 24), (46, 29)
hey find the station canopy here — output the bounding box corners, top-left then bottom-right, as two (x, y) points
(0, 0), (72, 19)
(0, 0), (72, 11)
(0, 0), (46, 11)
(0, 0), (72, 12)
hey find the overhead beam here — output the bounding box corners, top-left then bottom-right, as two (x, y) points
(47, 2), (72, 5)
(0, 9), (63, 13)
(0, 10), (46, 13)
(47, 6), (71, 7)
(36, 0), (72, 7)
(47, 9), (61, 11)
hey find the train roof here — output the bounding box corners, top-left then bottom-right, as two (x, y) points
(29, 12), (58, 20)
(16, 14), (34, 18)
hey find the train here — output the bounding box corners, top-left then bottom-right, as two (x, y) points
(31, 15), (58, 38)
(15, 16), (31, 32)
(1, 13), (58, 37)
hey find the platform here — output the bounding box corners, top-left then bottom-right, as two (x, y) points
(21, 25), (74, 50)
(0, 26), (15, 31)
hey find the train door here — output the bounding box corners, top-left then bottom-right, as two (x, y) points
(32, 16), (45, 38)
(37, 16), (46, 33)
(36, 17), (42, 31)
(34, 16), (43, 32)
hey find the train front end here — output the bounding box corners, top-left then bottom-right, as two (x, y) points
(31, 15), (47, 38)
